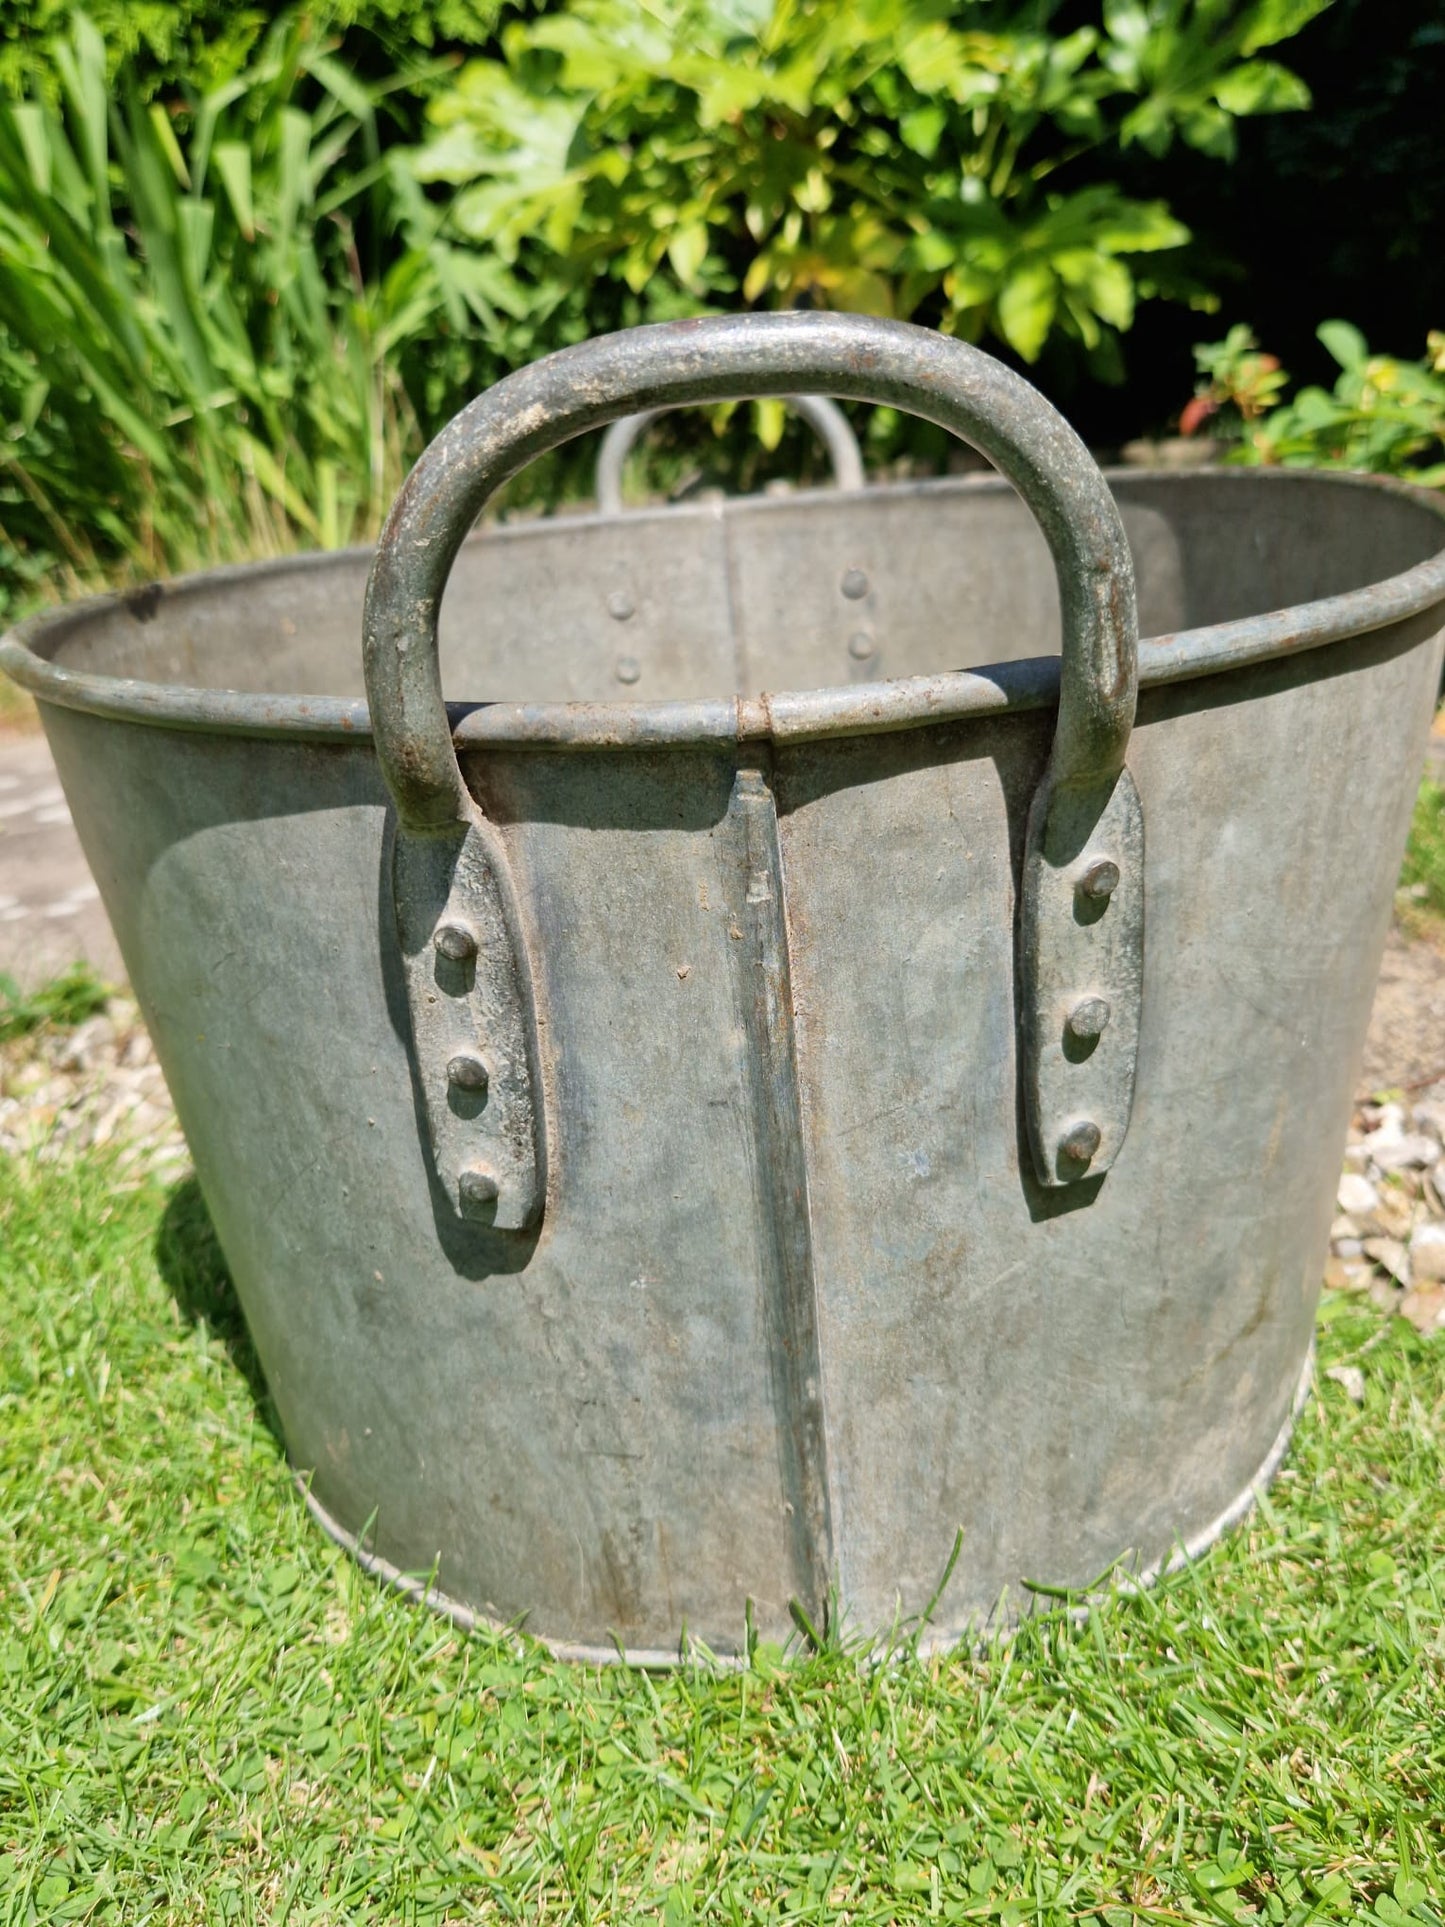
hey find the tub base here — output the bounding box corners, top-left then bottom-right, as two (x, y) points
(294, 1344), (1316, 1666)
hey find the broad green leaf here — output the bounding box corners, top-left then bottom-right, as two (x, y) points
(1213, 59), (1310, 115)
(1102, 0), (1151, 55)
(666, 220), (709, 290)
(830, 265), (894, 315)
(900, 106), (946, 159)
(1393, 1872), (1428, 1911)
(1242, 0), (1334, 54)
(1289, 386), (1343, 427)
(754, 396), (786, 452)
(1063, 251), (1134, 330)
(997, 262), (1056, 361)
(1318, 320), (1368, 371)
(943, 262), (997, 310)
(1178, 102), (1237, 160)
(903, 229), (960, 273)
(794, 167), (831, 215)
(691, 67), (778, 126)
(742, 251), (774, 302)
(898, 25), (996, 104)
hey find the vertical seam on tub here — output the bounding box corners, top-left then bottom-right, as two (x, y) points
(724, 760), (837, 1627)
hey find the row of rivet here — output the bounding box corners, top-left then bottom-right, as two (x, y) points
(607, 565), (876, 683)
(433, 916), (500, 1210)
(1060, 857), (1120, 1170)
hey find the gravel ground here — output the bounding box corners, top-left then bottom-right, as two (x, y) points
(1326, 1083), (1445, 1338)
(0, 997), (189, 1183)
(1358, 923), (1445, 1094)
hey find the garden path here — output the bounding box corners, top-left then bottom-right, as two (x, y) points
(0, 727), (123, 988)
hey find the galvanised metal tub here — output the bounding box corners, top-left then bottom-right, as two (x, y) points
(5, 314), (1444, 1662)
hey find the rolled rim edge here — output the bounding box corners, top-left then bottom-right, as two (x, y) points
(4, 469), (1444, 752)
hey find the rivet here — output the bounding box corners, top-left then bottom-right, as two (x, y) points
(607, 590), (635, 621)
(848, 629), (876, 661)
(459, 1165), (500, 1211)
(1059, 1119), (1102, 1164)
(1078, 857), (1121, 901)
(1066, 996), (1111, 1041)
(447, 1051), (489, 1093)
(840, 567), (869, 600)
(433, 918), (478, 962)
(615, 654), (641, 684)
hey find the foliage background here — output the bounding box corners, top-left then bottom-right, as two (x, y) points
(0, 0), (1442, 615)
(1102, 0), (1445, 444)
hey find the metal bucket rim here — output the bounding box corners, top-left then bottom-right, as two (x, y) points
(4, 464), (1443, 752)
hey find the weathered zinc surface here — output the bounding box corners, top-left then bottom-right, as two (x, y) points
(4, 313), (1444, 1661)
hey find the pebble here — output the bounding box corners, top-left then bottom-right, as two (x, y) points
(1324, 1363), (1366, 1404)
(1336, 1172), (1379, 1218)
(1373, 1188), (1419, 1240)
(1362, 1235), (1411, 1286)
(1328, 1078), (1445, 1335)
(1411, 1221), (1445, 1284)
(1399, 1283), (1445, 1333)
(1365, 1130), (1440, 1172)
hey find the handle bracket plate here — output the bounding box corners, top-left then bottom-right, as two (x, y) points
(394, 808), (546, 1232)
(1019, 768), (1144, 1188)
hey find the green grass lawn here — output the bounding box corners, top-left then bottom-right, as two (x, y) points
(1400, 776), (1445, 939)
(2, 1148), (1443, 1926)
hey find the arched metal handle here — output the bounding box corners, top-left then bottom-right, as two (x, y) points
(365, 311), (1136, 834)
(594, 393), (865, 515)
(365, 312), (1144, 1203)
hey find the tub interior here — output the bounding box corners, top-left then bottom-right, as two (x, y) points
(34, 469), (1445, 707)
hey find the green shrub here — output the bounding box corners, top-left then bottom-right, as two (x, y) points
(415, 0), (1329, 384)
(0, 1), (1333, 617)
(1184, 320), (1445, 482)
(0, 0), (504, 100)
(0, 11), (529, 614)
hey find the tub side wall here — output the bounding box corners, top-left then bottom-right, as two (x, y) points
(776, 610), (1443, 1635)
(30, 599), (1445, 1655)
(36, 710), (815, 1652)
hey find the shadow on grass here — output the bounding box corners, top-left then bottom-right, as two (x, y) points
(156, 1175), (284, 1447)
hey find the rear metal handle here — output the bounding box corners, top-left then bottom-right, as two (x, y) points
(365, 312), (1144, 1200)
(594, 393), (865, 514)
